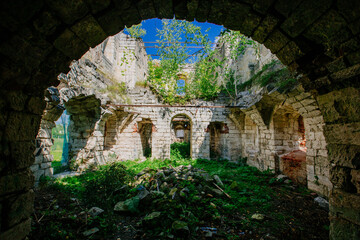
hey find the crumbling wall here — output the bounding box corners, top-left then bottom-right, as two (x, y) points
(32, 87), (63, 184)
(101, 106), (242, 162)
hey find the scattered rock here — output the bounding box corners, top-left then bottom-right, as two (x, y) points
(114, 196), (140, 213)
(284, 179), (291, 184)
(251, 213), (265, 221)
(169, 188), (178, 199)
(150, 190), (165, 198)
(144, 212), (161, 221)
(83, 227), (99, 236)
(137, 187), (150, 200)
(276, 174), (288, 181)
(172, 220), (189, 233)
(314, 196), (329, 210)
(213, 175), (224, 187)
(88, 207), (104, 217)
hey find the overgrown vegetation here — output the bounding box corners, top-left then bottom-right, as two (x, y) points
(31, 154), (328, 240)
(146, 20), (260, 103)
(238, 59), (298, 93)
(171, 141), (191, 159)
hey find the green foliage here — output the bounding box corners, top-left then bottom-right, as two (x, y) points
(36, 156), (328, 239)
(245, 59), (298, 92)
(147, 19), (256, 103)
(52, 124), (65, 138)
(170, 141), (191, 159)
(125, 23), (146, 39)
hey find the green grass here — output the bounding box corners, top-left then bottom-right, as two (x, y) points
(40, 157), (327, 239)
(50, 138), (69, 174)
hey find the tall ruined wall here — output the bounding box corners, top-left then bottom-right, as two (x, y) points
(32, 88), (63, 184)
(101, 105), (242, 161)
(36, 31), (332, 199)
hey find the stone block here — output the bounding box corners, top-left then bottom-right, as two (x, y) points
(10, 141), (35, 169)
(44, 167), (53, 177)
(84, 0), (111, 14)
(6, 190), (34, 228)
(351, 169), (360, 194)
(46, 0), (89, 25)
(34, 155), (44, 164)
(33, 11), (61, 36)
(330, 217), (360, 240)
(0, 170), (34, 197)
(324, 122), (360, 145)
(71, 15), (107, 48)
(274, 0), (302, 18)
(5, 112), (41, 141)
(30, 164), (39, 172)
(330, 189), (360, 226)
(253, 15), (279, 43)
(33, 169), (45, 181)
(0, 218), (31, 240)
(330, 167), (355, 192)
(53, 28), (89, 59)
(280, 0), (332, 38)
(303, 10), (347, 45)
(41, 162), (52, 169)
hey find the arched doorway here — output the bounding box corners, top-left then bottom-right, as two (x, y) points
(272, 104), (306, 185)
(170, 114), (192, 159)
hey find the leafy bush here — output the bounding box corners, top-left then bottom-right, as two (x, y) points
(170, 141), (191, 159)
(82, 162), (131, 208)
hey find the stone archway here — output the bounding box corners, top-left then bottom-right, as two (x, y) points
(1, 1), (360, 239)
(170, 114), (192, 158)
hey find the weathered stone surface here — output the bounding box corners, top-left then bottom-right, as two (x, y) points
(330, 167), (355, 192)
(351, 169), (360, 194)
(33, 11), (61, 36)
(153, 0), (173, 19)
(324, 122), (360, 146)
(274, 0), (302, 18)
(84, 0), (111, 14)
(263, 30), (289, 53)
(304, 10), (347, 45)
(317, 87), (360, 123)
(330, 189), (360, 225)
(223, 2), (250, 31)
(71, 15), (107, 48)
(330, 217), (360, 240)
(4, 112), (41, 141)
(252, 15), (279, 43)
(10, 141), (35, 170)
(0, 218), (31, 240)
(281, 0), (332, 38)
(6, 190), (34, 228)
(0, 170), (34, 195)
(136, 0), (157, 20)
(327, 144), (360, 169)
(46, 0), (89, 25)
(53, 28), (89, 59)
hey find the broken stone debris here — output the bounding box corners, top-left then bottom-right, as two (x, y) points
(82, 227), (99, 236)
(314, 196), (329, 210)
(88, 207), (104, 217)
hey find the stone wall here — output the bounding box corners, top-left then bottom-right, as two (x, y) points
(45, 31), (332, 198)
(101, 105), (242, 161)
(32, 87), (63, 184)
(1, 1), (360, 239)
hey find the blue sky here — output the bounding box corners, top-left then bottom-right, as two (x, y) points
(124, 18), (225, 60)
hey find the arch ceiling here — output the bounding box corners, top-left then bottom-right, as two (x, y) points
(0, 1), (360, 239)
